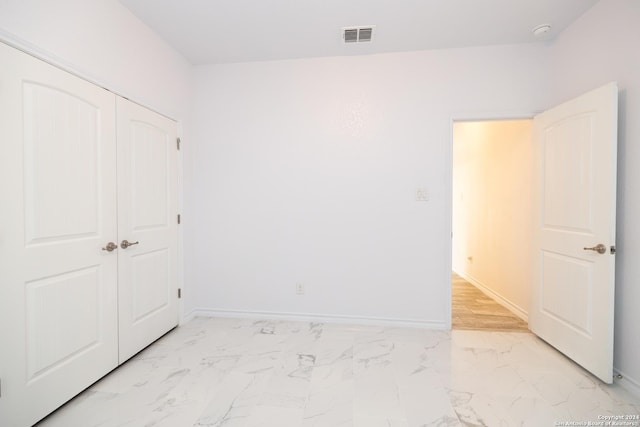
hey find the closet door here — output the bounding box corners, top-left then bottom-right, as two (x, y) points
(0, 43), (118, 427)
(116, 98), (179, 362)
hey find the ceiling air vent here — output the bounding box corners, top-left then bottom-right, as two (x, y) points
(344, 28), (358, 43)
(343, 26), (374, 43)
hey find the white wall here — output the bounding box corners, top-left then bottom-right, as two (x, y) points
(190, 45), (548, 325)
(452, 120), (533, 318)
(547, 0), (640, 389)
(0, 0), (196, 323)
(0, 0), (192, 118)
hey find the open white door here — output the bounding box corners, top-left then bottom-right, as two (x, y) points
(530, 83), (618, 383)
(116, 98), (179, 363)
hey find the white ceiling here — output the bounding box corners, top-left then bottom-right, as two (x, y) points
(120, 0), (599, 65)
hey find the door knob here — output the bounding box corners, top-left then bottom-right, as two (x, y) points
(120, 240), (139, 249)
(583, 244), (607, 254)
(102, 242), (117, 252)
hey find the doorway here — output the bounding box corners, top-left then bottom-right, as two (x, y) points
(451, 119), (533, 332)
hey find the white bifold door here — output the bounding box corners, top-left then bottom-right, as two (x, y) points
(0, 42), (178, 427)
(116, 97), (179, 363)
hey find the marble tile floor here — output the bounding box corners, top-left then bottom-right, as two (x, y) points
(37, 317), (640, 427)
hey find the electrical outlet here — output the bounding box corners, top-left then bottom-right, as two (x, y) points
(296, 283), (305, 295)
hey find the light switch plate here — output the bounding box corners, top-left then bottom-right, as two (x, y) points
(416, 187), (429, 201)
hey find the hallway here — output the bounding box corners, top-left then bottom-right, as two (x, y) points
(452, 273), (529, 332)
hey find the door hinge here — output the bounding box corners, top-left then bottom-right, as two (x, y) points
(178, 288), (182, 299)
(177, 137), (181, 150)
(177, 214), (181, 224)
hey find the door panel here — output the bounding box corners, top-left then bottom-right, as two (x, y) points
(131, 121), (170, 229)
(117, 97), (178, 363)
(23, 83), (101, 242)
(540, 252), (592, 334)
(542, 114), (594, 232)
(26, 266), (103, 379)
(531, 83), (617, 384)
(132, 248), (170, 321)
(0, 43), (118, 427)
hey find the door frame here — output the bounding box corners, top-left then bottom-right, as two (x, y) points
(446, 111), (539, 330)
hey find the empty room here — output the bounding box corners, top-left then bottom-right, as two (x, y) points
(1, 0), (639, 426)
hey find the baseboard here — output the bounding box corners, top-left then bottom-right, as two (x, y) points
(454, 270), (528, 322)
(183, 308), (448, 330)
(614, 368), (640, 399)
(180, 309), (196, 325)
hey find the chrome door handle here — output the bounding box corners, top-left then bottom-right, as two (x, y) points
(583, 244), (607, 254)
(120, 240), (139, 249)
(102, 242), (117, 252)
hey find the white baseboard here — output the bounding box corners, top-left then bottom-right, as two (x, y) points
(183, 308), (448, 330)
(614, 369), (640, 399)
(179, 309), (194, 326)
(454, 270), (528, 322)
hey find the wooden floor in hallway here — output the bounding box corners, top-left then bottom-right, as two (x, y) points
(452, 273), (529, 332)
